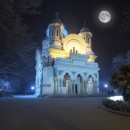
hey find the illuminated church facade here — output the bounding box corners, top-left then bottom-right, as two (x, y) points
(35, 15), (100, 96)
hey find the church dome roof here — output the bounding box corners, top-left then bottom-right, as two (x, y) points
(80, 22), (90, 33)
(51, 12), (61, 23)
(46, 13), (68, 37)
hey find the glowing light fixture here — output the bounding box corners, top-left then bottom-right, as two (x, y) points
(31, 86), (35, 90)
(108, 96), (124, 101)
(104, 84), (108, 88)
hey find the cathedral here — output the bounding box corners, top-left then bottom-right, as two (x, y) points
(35, 14), (100, 96)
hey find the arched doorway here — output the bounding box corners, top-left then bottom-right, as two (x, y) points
(87, 75), (94, 94)
(62, 73), (71, 94)
(74, 74), (83, 95)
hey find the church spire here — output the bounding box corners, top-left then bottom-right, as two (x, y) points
(55, 12), (59, 18)
(83, 21), (87, 27)
(51, 12), (61, 23)
(80, 21), (90, 33)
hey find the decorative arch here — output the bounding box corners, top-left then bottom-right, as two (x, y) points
(60, 70), (73, 80)
(74, 72), (85, 81)
(62, 34), (87, 54)
(86, 73), (97, 81)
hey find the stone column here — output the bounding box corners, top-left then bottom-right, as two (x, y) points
(57, 78), (61, 95)
(82, 80), (85, 95)
(97, 74), (99, 94)
(73, 80), (76, 94)
(60, 79), (63, 95)
(85, 80), (87, 95)
(54, 77), (57, 95)
(77, 78), (80, 95)
(80, 80), (84, 95)
(70, 80), (73, 94)
(66, 80), (69, 95)
(95, 80), (99, 94)
(68, 80), (72, 95)
(79, 78), (82, 95)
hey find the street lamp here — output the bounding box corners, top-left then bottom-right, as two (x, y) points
(104, 84), (108, 88)
(31, 86), (35, 90)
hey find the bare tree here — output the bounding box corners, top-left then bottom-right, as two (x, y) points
(0, 0), (42, 92)
(120, 2), (130, 33)
(112, 50), (130, 72)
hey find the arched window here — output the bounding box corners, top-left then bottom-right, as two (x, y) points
(52, 30), (54, 37)
(73, 47), (75, 53)
(87, 37), (89, 44)
(63, 73), (70, 87)
(57, 29), (59, 36)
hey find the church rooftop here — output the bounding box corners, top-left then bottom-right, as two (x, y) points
(80, 22), (90, 32)
(51, 12), (61, 23)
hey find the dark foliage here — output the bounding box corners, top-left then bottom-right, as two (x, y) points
(112, 50), (130, 72)
(103, 98), (130, 113)
(110, 64), (130, 102)
(0, 0), (42, 92)
(120, 2), (130, 33)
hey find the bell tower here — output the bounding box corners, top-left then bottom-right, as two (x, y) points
(79, 22), (92, 48)
(79, 22), (96, 62)
(47, 13), (62, 49)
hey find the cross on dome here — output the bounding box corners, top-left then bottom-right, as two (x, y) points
(80, 21), (90, 32)
(51, 12), (61, 23)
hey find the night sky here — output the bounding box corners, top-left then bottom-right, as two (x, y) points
(27, 0), (130, 79)
(26, 0), (130, 81)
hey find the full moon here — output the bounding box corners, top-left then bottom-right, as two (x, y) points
(99, 11), (111, 23)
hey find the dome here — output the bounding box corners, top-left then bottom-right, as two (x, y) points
(46, 13), (68, 38)
(80, 22), (90, 33)
(80, 27), (90, 32)
(51, 12), (61, 23)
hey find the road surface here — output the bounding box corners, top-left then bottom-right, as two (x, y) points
(0, 96), (130, 130)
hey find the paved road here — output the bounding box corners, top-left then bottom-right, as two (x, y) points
(0, 96), (130, 130)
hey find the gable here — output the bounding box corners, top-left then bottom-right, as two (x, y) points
(62, 34), (87, 54)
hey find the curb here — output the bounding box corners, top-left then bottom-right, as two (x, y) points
(101, 105), (130, 116)
(49, 94), (106, 98)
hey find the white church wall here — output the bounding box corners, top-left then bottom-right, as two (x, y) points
(35, 71), (42, 96)
(42, 66), (54, 95)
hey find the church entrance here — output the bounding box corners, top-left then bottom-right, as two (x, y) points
(62, 73), (71, 94)
(72, 84), (78, 95)
(74, 74), (83, 95)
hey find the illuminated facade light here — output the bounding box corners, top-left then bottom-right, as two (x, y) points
(31, 86), (35, 90)
(108, 96), (124, 101)
(104, 84), (108, 88)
